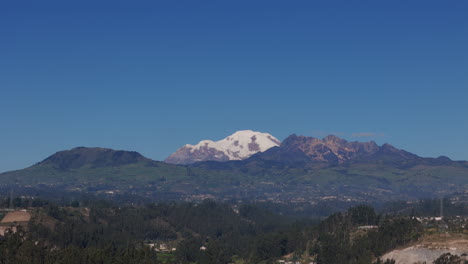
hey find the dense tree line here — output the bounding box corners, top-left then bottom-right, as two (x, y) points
(312, 205), (422, 264)
(0, 200), (304, 264)
(0, 226), (158, 264)
(431, 252), (468, 264)
(0, 198), (429, 264)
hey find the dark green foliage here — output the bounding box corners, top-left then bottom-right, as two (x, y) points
(0, 200), (428, 264)
(371, 217), (423, 256)
(315, 206), (423, 264)
(373, 259), (396, 264)
(348, 205), (379, 225)
(0, 200), (305, 264)
(433, 253), (467, 264)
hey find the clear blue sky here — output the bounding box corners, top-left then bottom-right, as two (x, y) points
(1, 0), (467, 172)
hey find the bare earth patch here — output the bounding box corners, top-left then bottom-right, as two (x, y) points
(1, 211), (31, 223)
(382, 233), (468, 264)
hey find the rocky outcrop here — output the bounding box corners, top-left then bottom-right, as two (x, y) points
(281, 134), (381, 163)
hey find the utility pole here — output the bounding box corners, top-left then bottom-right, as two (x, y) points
(440, 196), (443, 219)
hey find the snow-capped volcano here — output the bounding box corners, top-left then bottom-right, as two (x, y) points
(164, 130), (281, 165)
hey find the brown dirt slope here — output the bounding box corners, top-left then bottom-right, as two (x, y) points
(1, 211), (31, 223)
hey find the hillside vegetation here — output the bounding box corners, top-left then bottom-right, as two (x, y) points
(1, 198), (447, 264)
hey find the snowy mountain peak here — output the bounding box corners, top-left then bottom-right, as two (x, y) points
(165, 130), (281, 165)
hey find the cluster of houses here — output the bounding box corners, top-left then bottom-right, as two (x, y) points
(146, 242), (209, 253)
(146, 242), (177, 252)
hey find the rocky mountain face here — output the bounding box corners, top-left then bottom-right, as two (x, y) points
(245, 134), (422, 165)
(165, 130), (281, 165)
(280, 134), (381, 163)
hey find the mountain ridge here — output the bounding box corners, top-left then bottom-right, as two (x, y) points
(191, 134), (468, 175)
(1, 133), (468, 203)
(190, 134), (426, 167)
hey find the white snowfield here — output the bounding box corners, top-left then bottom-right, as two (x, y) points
(184, 130), (281, 160)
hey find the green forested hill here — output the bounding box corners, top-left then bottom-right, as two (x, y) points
(1, 146), (468, 203)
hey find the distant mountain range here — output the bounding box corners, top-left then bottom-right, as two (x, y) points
(167, 131), (455, 167)
(1, 131), (467, 203)
(241, 134), (448, 166)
